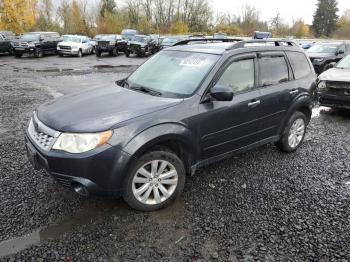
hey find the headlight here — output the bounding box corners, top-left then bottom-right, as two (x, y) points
(109, 41), (116, 45)
(314, 58), (324, 62)
(28, 43), (35, 48)
(53, 130), (112, 154)
(317, 81), (327, 90)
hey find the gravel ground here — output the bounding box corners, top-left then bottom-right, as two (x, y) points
(0, 54), (350, 261)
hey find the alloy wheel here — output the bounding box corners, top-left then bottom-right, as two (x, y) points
(132, 160), (178, 205)
(288, 118), (305, 149)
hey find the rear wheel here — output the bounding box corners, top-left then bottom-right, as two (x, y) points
(122, 150), (186, 211)
(276, 111), (307, 153)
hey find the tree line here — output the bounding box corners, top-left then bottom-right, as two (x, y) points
(0, 0), (349, 39)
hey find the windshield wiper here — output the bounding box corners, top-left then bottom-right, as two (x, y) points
(129, 85), (163, 96)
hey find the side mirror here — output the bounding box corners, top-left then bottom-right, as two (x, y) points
(209, 84), (234, 101)
(337, 49), (345, 55)
(115, 79), (126, 87)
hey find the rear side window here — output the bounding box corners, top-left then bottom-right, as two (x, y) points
(259, 56), (289, 86)
(287, 52), (312, 79)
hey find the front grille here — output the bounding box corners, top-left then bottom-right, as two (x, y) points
(326, 81), (350, 96)
(20, 42), (28, 47)
(27, 113), (60, 152)
(59, 45), (71, 50)
(98, 41), (109, 48)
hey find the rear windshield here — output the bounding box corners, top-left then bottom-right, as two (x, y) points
(127, 51), (220, 98)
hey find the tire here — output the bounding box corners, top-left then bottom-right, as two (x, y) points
(15, 53), (22, 58)
(125, 51), (130, 57)
(122, 150), (186, 211)
(34, 48), (43, 58)
(59, 53), (64, 57)
(77, 49), (82, 57)
(276, 111), (307, 153)
(96, 50), (101, 57)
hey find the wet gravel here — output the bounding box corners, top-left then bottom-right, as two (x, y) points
(0, 55), (350, 261)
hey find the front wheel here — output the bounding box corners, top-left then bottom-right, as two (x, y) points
(276, 111), (307, 153)
(34, 48), (43, 58)
(122, 150), (186, 211)
(77, 49), (82, 57)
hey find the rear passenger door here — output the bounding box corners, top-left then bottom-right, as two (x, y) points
(255, 52), (296, 138)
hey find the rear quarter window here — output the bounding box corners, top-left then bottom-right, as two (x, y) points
(287, 52), (312, 79)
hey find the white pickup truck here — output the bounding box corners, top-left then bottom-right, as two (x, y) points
(57, 35), (94, 57)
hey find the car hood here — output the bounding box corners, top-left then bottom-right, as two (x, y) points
(307, 52), (334, 58)
(129, 41), (146, 47)
(318, 68), (350, 82)
(37, 86), (183, 133)
(58, 41), (81, 46)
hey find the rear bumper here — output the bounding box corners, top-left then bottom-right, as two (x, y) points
(318, 93), (350, 109)
(25, 134), (132, 197)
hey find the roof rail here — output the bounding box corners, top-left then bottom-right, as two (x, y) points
(174, 38), (243, 46)
(229, 39), (297, 49)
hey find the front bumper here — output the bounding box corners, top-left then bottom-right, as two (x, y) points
(25, 133), (131, 197)
(57, 49), (80, 55)
(97, 46), (114, 52)
(14, 47), (36, 54)
(318, 93), (350, 109)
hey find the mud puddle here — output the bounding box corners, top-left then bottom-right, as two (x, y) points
(0, 199), (127, 257)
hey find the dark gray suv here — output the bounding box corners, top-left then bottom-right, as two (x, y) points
(25, 39), (316, 211)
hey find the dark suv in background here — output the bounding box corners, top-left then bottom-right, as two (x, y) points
(307, 42), (350, 74)
(25, 39), (316, 211)
(0, 31), (15, 54)
(96, 34), (127, 57)
(125, 35), (158, 57)
(13, 32), (60, 58)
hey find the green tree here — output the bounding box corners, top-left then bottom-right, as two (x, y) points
(312, 0), (339, 37)
(100, 0), (117, 17)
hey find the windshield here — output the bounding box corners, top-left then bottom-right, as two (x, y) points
(100, 35), (115, 41)
(336, 55), (350, 69)
(133, 36), (147, 43)
(127, 51), (219, 97)
(63, 36), (82, 43)
(308, 44), (339, 54)
(21, 33), (40, 41)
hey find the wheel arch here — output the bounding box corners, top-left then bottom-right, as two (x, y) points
(123, 124), (199, 175)
(278, 95), (312, 135)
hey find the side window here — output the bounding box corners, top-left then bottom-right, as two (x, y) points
(217, 58), (255, 93)
(287, 52), (312, 80)
(259, 56), (289, 86)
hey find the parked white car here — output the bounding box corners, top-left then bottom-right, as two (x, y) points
(57, 35), (94, 57)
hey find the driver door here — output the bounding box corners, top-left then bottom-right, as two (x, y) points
(198, 53), (267, 159)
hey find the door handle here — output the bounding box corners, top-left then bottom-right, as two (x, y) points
(248, 100), (261, 107)
(290, 89), (299, 95)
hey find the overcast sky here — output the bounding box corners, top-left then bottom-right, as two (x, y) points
(212, 0), (349, 25)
